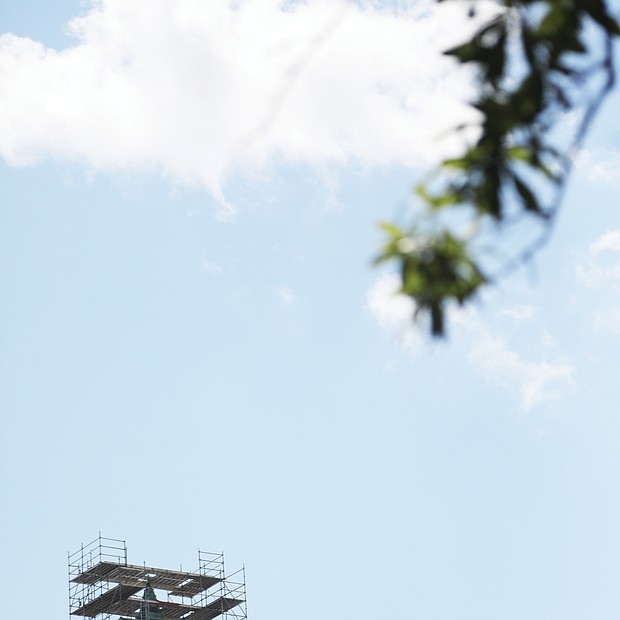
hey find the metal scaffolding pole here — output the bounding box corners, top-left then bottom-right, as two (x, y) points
(68, 536), (246, 620)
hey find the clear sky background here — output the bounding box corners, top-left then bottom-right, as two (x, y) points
(1, 2), (619, 619)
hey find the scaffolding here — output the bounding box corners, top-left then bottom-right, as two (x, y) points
(69, 535), (247, 620)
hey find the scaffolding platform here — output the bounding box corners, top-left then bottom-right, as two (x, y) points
(69, 536), (246, 620)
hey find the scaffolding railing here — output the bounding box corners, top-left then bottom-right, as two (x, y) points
(220, 567), (247, 620)
(68, 536), (246, 620)
(69, 536), (128, 620)
(195, 555), (247, 620)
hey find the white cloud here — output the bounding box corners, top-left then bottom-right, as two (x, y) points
(574, 230), (620, 337)
(591, 230), (620, 254)
(594, 304), (620, 336)
(575, 148), (620, 186)
(498, 304), (536, 321)
(0, 0), (493, 214)
(366, 273), (425, 353)
(276, 285), (297, 305)
(367, 274), (575, 411)
(575, 229), (620, 287)
(464, 318), (575, 412)
(201, 258), (222, 276)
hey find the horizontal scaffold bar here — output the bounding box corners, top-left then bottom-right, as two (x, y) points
(72, 561), (221, 596)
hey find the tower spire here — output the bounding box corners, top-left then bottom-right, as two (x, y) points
(136, 578), (164, 620)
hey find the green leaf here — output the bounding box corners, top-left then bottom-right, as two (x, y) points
(416, 185), (463, 209)
(379, 221), (405, 239)
(507, 146), (533, 162)
(442, 157), (469, 170)
(374, 0), (620, 338)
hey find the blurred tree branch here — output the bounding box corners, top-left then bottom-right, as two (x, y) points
(376, 0), (619, 336)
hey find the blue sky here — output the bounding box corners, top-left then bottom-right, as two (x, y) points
(1, 2), (619, 619)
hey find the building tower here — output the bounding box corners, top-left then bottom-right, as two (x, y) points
(69, 536), (246, 620)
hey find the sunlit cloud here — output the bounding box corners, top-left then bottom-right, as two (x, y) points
(575, 229), (620, 287)
(575, 148), (620, 186)
(201, 258), (223, 277)
(275, 285), (297, 305)
(464, 319), (575, 412)
(0, 0), (495, 216)
(498, 304), (536, 321)
(575, 229), (620, 337)
(366, 273), (425, 354)
(367, 274), (575, 411)
(591, 230), (620, 253)
(594, 304), (620, 336)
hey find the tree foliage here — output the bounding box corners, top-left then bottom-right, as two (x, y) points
(376, 0), (620, 336)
